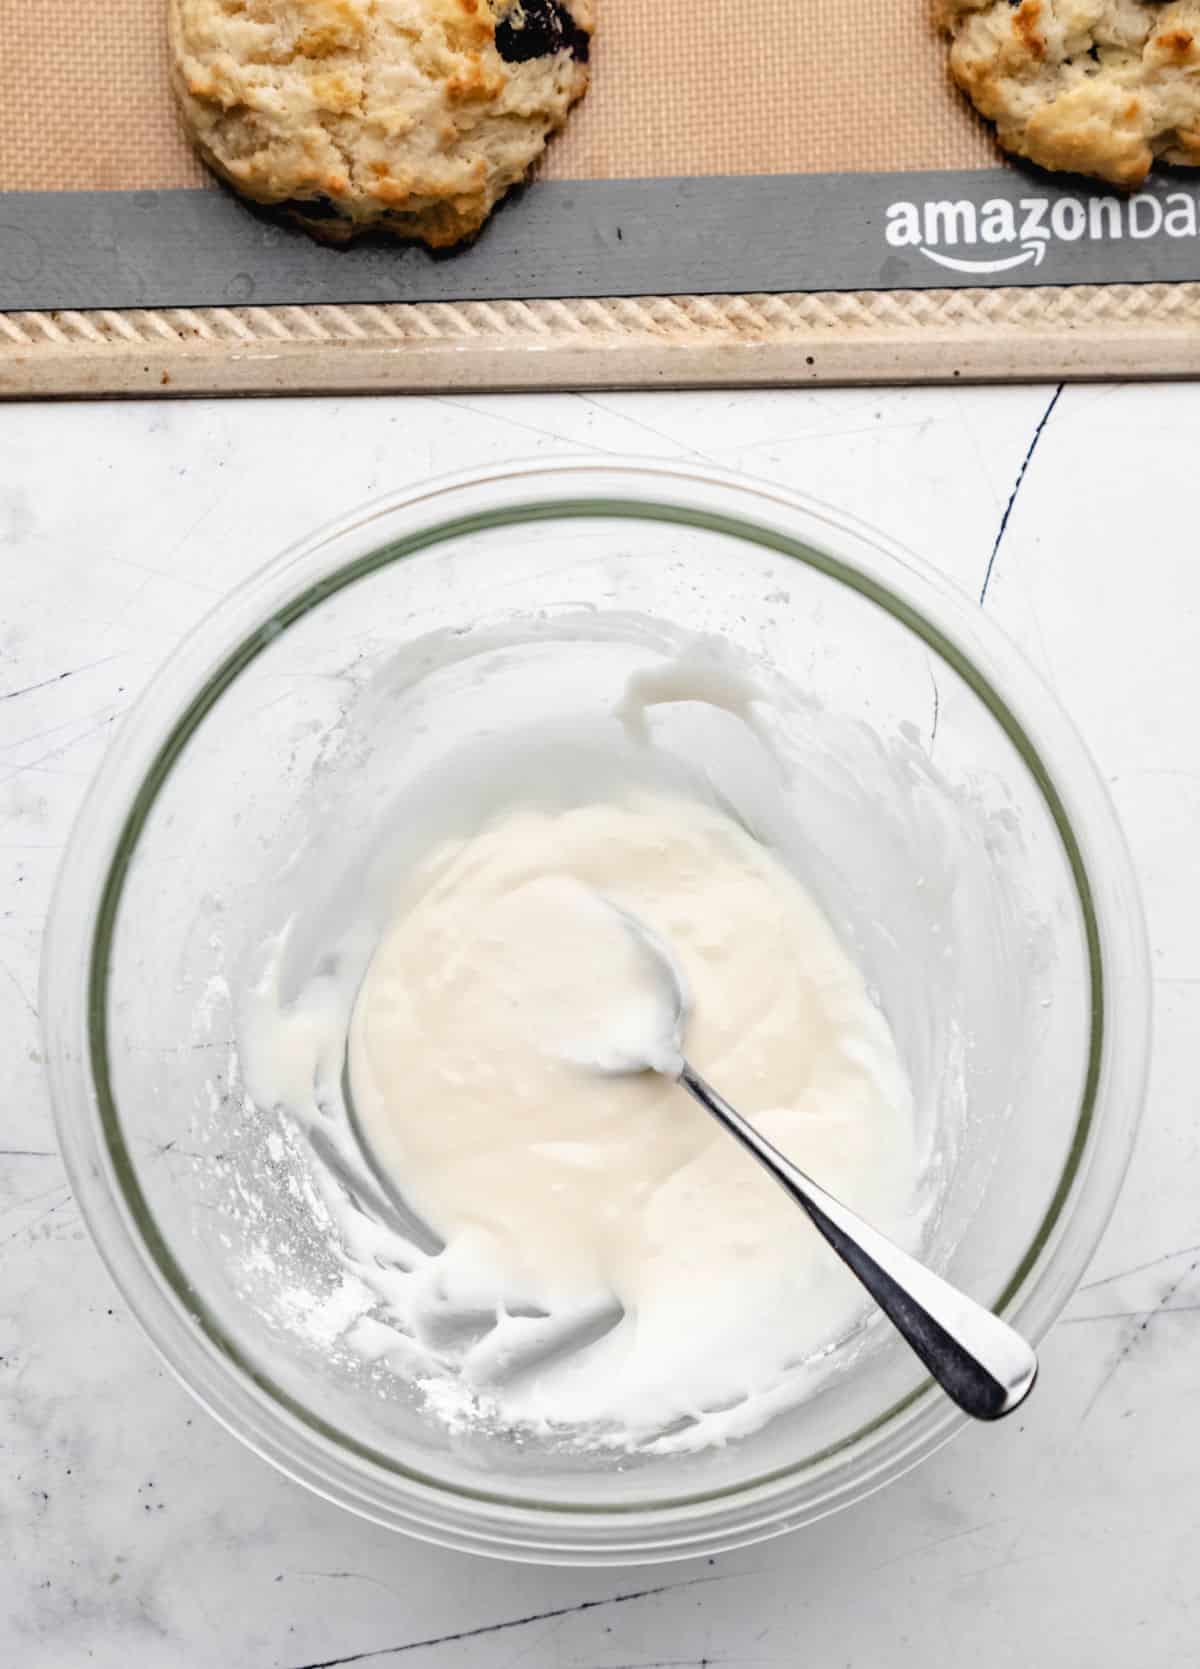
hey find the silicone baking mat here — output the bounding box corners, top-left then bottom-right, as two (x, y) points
(3, 0), (1200, 392)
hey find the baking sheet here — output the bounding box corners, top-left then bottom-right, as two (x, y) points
(2, 0), (1199, 388)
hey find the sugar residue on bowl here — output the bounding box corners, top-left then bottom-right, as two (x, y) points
(226, 618), (1034, 1456)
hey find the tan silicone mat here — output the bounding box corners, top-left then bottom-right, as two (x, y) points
(0, 0), (995, 193)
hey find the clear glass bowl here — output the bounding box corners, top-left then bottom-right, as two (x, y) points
(42, 460), (1149, 1563)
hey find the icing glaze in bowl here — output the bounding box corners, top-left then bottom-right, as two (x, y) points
(42, 460), (1149, 1562)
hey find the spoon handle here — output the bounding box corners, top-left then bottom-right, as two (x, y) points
(676, 1062), (1038, 1421)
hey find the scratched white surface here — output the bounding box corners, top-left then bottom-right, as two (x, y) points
(2, 385), (1197, 1668)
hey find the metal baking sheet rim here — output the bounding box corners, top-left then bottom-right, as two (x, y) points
(5, 283), (1200, 397)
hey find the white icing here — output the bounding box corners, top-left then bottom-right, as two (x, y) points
(235, 625), (951, 1453)
(344, 791), (923, 1440)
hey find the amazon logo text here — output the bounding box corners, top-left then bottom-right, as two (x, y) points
(885, 192), (1200, 274)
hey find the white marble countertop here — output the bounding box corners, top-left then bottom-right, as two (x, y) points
(2, 383), (1196, 1668)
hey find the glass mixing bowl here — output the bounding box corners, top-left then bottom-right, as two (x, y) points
(42, 460), (1149, 1563)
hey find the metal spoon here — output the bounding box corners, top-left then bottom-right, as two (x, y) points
(605, 904), (1039, 1422)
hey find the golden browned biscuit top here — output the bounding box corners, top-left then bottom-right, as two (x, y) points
(939, 0), (1200, 186)
(170, 0), (592, 245)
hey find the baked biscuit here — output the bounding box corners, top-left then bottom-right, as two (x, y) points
(939, 0), (1200, 187)
(169, 0), (591, 245)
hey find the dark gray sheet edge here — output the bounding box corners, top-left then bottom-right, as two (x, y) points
(3, 169), (1200, 311)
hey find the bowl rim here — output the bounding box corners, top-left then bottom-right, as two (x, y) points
(41, 457), (1151, 1560)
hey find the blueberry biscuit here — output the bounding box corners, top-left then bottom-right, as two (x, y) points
(170, 0), (592, 245)
(939, 0), (1200, 187)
